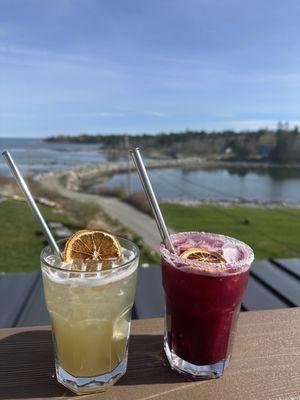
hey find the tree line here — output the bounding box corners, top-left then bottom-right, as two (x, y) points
(45, 123), (300, 164)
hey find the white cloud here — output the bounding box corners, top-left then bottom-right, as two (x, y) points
(0, 44), (89, 64)
(65, 112), (125, 118)
(0, 26), (7, 37)
(65, 110), (167, 118)
(154, 55), (207, 66)
(143, 110), (168, 117)
(0, 112), (33, 119)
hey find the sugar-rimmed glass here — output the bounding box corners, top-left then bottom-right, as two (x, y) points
(160, 231), (254, 380)
(41, 237), (139, 395)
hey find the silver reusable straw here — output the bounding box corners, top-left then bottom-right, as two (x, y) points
(2, 150), (62, 259)
(130, 148), (175, 254)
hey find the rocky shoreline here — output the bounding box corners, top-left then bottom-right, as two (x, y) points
(35, 157), (300, 192)
(33, 159), (300, 209)
(36, 157), (203, 190)
(162, 198), (300, 209)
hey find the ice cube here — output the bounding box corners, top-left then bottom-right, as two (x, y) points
(222, 244), (241, 263)
(46, 254), (62, 268)
(113, 308), (131, 342)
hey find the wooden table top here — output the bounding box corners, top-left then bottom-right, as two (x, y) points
(0, 308), (300, 400)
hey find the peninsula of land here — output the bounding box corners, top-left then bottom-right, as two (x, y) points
(45, 125), (300, 165)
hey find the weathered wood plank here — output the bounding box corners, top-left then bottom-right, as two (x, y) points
(251, 260), (300, 306)
(242, 275), (288, 310)
(135, 265), (165, 319)
(0, 308), (300, 399)
(272, 258), (300, 279)
(16, 274), (50, 327)
(2, 259), (298, 329)
(135, 262), (295, 317)
(0, 272), (39, 328)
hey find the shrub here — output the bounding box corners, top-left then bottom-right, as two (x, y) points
(124, 192), (152, 215)
(90, 185), (126, 199)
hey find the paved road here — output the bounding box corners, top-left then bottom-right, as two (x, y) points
(40, 175), (174, 252)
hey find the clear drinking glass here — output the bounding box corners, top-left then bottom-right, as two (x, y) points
(41, 237), (139, 395)
(160, 232), (254, 380)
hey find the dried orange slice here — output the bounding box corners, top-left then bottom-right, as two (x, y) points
(64, 229), (122, 263)
(180, 247), (226, 263)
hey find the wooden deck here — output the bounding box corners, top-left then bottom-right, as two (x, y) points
(0, 258), (300, 328)
(1, 309), (300, 399)
(135, 258), (300, 318)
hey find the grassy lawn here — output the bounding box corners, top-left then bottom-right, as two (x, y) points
(0, 199), (159, 272)
(0, 199), (79, 272)
(160, 203), (300, 260)
(4, 197), (298, 272)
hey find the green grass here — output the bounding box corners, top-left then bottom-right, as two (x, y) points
(0, 199), (159, 272)
(160, 203), (300, 260)
(6, 197), (297, 272)
(131, 234), (160, 264)
(0, 199), (79, 272)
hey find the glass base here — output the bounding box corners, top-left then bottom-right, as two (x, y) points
(55, 357), (127, 395)
(164, 339), (230, 380)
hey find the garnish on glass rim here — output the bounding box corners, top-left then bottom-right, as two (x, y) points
(64, 229), (122, 271)
(180, 247), (226, 264)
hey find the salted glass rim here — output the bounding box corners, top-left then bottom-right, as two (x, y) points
(160, 231), (255, 270)
(40, 236), (139, 274)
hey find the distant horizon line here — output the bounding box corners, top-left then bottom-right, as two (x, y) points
(0, 124), (295, 139)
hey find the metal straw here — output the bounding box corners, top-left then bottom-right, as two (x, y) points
(130, 148), (175, 253)
(2, 150), (62, 259)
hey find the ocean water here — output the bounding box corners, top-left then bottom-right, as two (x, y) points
(0, 138), (110, 176)
(1, 138), (299, 203)
(93, 166), (300, 203)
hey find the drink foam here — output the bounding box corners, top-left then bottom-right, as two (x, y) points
(43, 247), (137, 286)
(160, 232), (254, 276)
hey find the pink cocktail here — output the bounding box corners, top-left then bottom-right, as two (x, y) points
(160, 232), (254, 379)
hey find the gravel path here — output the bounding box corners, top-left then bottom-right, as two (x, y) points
(40, 175), (174, 252)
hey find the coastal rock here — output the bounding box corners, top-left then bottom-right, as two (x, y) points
(60, 170), (80, 191)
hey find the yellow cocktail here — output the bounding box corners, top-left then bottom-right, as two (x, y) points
(41, 236), (139, 394)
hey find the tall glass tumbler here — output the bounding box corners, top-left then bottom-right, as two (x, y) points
(160, 232), (254, 380)
(41, 237), (139, 395)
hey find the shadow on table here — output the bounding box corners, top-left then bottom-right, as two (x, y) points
(0, 331), (186, 399)
(0, 330), (72, 399)
(118, 334), (187, 386)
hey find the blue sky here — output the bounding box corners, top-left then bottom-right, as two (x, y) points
(1, 0), (300, 137)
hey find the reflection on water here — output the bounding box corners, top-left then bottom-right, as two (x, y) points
(0, 138), (299, 203)
(182, 165), (300, 181)
(96, 166), (300, 203)
(221, 166), (300, 181)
